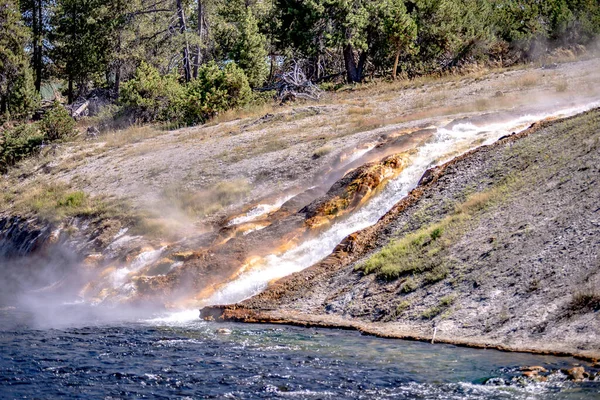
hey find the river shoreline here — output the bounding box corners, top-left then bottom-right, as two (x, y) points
(202, 109), (600, 361)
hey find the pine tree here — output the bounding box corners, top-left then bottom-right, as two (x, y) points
(50, 0), (113, 103)
(0, 0), (39, 120)
(232, 8), (268, 87)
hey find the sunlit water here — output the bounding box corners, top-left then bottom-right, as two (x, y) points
(0, 310), (598, 399)
(205, 101), (600, 306)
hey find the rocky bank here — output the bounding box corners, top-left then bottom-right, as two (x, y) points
(203, 109), (600, 359)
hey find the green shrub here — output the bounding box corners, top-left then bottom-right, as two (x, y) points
(185, 62), (252, 124)
(401, 277), (418, 293)
(421, 295), (456, 320)
(41, 102), (76, 141)
(119, 62), (186, 123)
(396, 300), (411, 314)
(0, 123), (44, 171)
(57, 191), (86, 208)
(5, 67), (40, 121)
(424, 264), (449, 284)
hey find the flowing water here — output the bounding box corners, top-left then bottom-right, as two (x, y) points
(3, 102), (600, 399)
(204, 100), (600, 306)
(1, 310), (599, 399)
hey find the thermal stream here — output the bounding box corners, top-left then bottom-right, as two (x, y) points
(202, 101), (600, 307)
(146, 101), (600, 324)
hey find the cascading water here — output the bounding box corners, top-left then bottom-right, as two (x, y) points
(201, 100), (600, 308)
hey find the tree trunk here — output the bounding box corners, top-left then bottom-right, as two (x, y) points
(343, 44), (360, 83)
(114, 62), (121, 95)
(177, 0), (191, 82)
(357, 51), (367, 81)
(0, 96), (7, 115)
(32, 0), (43, 92)
(68, 76), (74, 104)
(392, 48), (400, 80)
(193, 0), (204, 78)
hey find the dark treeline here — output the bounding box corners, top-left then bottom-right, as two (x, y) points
(1, 0), (600, 130)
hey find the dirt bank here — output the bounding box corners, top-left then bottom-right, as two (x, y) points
(204, 109), (600, 359)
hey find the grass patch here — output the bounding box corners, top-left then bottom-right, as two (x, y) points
(347, 107), (373, 115)
(358, 217), (455, 280)
(421, 294), (456, 320)
(357, 187), (501, 281)
(103, 125), (163, 148)
(160, 179), (250, 217)
(396, 300), (411, 315)
(568, 290), (600, 314)
(7, 181), (124, 223)
(424, 264), (449, 284)
(514, 72), (540, 89)
(313, 145), (333, 159)
(400, 277), (418, 293)
(554, 79), (569, 93)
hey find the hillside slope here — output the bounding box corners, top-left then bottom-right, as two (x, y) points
(207, 109), (600, 358)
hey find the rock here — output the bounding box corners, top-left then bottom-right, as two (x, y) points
(200, 306), (225, 321)
(87, 126), (100, 138)
(522, 371), (538, 378)
(172, 251), (197, 261)
(521, 366), (548, 373)
(561, 366), (588, 381)
(216, 328), (232, 335)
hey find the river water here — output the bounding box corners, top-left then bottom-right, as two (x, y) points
(1, 309), (599, 399)
(3, 102), (600, 399)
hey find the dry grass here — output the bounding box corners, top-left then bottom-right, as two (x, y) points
(103, 125), (164, 148)
(554, 79), (569, 93)
(313, 145), (334, 158)
(206, 103), (278, 127)
(514, 72), (541, 89)
(160, 179), (250, 218)
(3, 180), (125, 223)
(347, 107), (373, 115)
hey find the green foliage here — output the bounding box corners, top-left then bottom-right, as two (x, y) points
(0, 123), (44, 171)
(396, 300), (411, 314)
(400, 277), (418, 293)
(0, 0), (39, 121)
(41, 102), (76, 141)
(421, 294), (455, 319)
(119, 62), (186, 123)
(358, 188), (499, 281)
(50, 0), (115, 102)
(185, 62), (252, 124)
(424, 264), (449, 284)
(212, 2), (269, 87)
(119, 61), (251, 126)
(359, 218), (451, 280)
(56, 191), (86, 208)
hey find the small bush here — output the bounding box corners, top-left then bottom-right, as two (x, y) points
(185, 62), (252, 124)
(554, 80), (569, 93)
(313, 145), (333, 159)
(57, 191), (86, 208)
(422, 295), (455, 320)
(424, 264), (449, 284)
(401, 277), (418, 293)
(119, 62), (186, 123)
(41, 102), (76, 141)
(396, 300), (411, 314)
(0, 123), (44, 171)
(569, 290), (600, 314)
